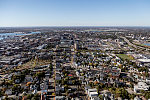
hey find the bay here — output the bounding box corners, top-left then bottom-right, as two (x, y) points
(0, 32), (41, 40)
(144, 43), (150, 46)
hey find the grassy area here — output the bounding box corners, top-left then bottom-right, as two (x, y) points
(19, 59), (50, 69)
(133, 42), (150, 48)
(117, 54), (134, 60)
(134, 43), (146, 47)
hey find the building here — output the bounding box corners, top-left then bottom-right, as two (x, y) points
(134, 82), (149, 93)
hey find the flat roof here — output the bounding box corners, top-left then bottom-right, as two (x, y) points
(89, 92), (98, 94)
(138, 59), (150, 63)
(88, 88), (97, 91)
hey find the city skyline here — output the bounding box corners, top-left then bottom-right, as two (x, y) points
(0, 0), (150, 27)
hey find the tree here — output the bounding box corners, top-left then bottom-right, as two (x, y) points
(12, 84), (22, 94)
(89, 82), (94, 88)
(5, 80), (13, 87)
(35, 72), (45, 79)
(0, 89), (4, 97)
(26, 94), (34, 99)
(31, 94), (40, 100)
(52, 93), (55, 96)
(49, 63), (53, 71)
(64, 85), (69, 92)
(61, 79), (65, 85)
(89, 63), (93, 66)
(99, 95), (103, 100)
(72, 80), (76, 85)
(115, 88), (129, 99)
(65, 90), (69, 96)
(138, 67), (148, 72)
(129, 94), (135, 99)
(144, 91), (150, 99)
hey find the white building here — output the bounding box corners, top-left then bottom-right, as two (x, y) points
(146, 77), (150, 84)
(87, 88), (99, 100)
(134, 82), (149, 93)
(129, 67), (138, 73)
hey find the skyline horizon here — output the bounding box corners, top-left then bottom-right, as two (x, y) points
(1, 0), (150, 27)
(1, 25), (150, 28)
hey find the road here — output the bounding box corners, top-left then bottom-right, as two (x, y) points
(120, 36), (137, 48)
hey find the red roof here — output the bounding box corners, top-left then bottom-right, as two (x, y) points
(68, 74), (73, 76)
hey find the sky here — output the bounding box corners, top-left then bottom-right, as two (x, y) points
(0, 0), (150, 27)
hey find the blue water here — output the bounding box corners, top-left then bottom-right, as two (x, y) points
(144, 43), (150, 46)
(0, 32), (41, 40)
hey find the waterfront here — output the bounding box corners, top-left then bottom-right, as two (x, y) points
(144, 43), (150, 46)
(0, 32), (41, 40)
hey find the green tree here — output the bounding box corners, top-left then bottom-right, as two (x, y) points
(12, 84), (22, 94)
(129, 94), (135, 99)
(49, 63), (53, 71)
(115, 88), (129, 99)
(72, 80), (76, 85)
(144, 91), (150, 99)
(26, 94), (34, 99)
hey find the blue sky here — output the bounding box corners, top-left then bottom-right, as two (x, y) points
(0, 0), (150, 27)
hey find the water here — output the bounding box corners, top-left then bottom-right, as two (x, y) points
(144, 43), (150, 46)
(0, 32), (41, 40)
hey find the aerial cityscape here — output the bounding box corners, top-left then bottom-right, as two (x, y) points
(1, 0), (150, 100)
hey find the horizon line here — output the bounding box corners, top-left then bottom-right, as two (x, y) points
(1, 25), (150, 28)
